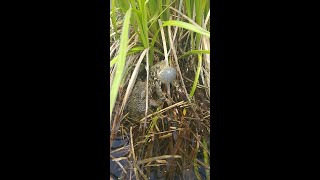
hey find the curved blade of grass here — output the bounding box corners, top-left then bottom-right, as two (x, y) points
(162, 20), (210, 38)
(130, 46), (145, 53)
(189, 53), (202, 98)
(178, 50), (210, 59)
(110, 46), (145, 67)
(110, 7), (132, 123)
(150, 20), (209, 65)
(110, 55), (118, 67)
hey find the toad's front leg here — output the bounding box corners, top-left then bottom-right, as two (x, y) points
(155, 81), (166, 101)
(155, 81), (175, 106)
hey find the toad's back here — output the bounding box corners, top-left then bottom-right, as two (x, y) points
(126, 81), (147, 119)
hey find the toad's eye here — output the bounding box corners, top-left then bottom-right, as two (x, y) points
(158, 66), (176, 84)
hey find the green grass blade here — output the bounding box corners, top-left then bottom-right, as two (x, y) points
(162, 20), (210, 38)
(195, 0), (202, 49)
(111, 0), (119, 38)
(185, 0), (192, 18)
(165, 0), (170, 20)
(141, 2), (149, 47)
(130, 46), (145, 53)
(131, 9), (148, 48)
(150, 19), (210, 65)
(189, 53), (202, 98)
(110, 46), (145, 67)
(110, 55), (118, 67)
(157, 0), (163, 20)
(116, 0), (130, 13)
(110, 7), (132, 123)
(179, 50), (210, 59)
(185, 0), (194, 49)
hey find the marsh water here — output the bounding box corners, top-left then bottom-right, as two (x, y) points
(110, 132), (210, 179)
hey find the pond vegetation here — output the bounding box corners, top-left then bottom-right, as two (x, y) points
(110, 0), (210, 179)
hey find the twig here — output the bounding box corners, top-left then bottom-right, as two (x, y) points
(139, 101), (187, 122)
(144, 49), (149, 132)
(130, 127), (140, 180)
(110, 155), (128, 174)
(137, 155), (182, 165)
(195, 159), (210, 170)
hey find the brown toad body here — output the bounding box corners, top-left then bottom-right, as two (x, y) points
(126, 61), (177, 119)
(126, 81), (159, 119)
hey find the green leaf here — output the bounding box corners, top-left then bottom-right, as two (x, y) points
(189, 54), (202, 98)
(162, 20), (210, 38)
(110, 7), (132, 122)
(179, 50), (210, 59)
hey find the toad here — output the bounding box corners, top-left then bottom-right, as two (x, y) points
(126, 61), (177, 119)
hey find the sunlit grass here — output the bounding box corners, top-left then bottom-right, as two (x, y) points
(110, 7), (132, 123)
